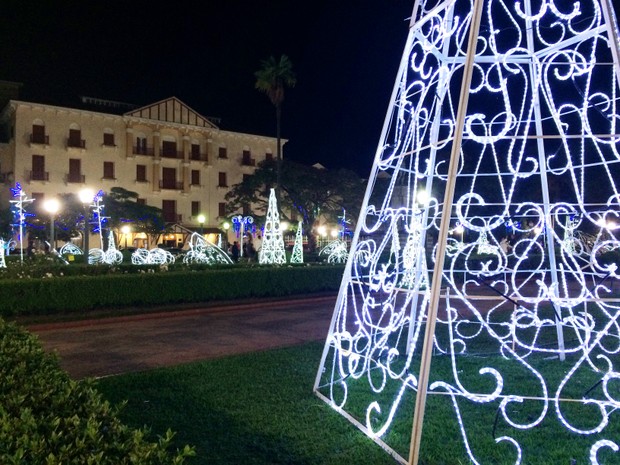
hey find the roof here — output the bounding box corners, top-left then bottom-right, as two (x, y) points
(124, 97), (219, 129)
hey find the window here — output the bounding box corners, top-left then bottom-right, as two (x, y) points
(136, 164), (147, 182)
(218, 172), (227, 187)
(103, 131), (115, 146)
(162, 140), (177, 158)
(218, 147), (227, 159)
(191, 201), (200, 217)
(161, 167), (179, 189)
(191, 144), (201, 160)
(162, 200), (177, 223)
(68, 128), (84, 148)
(218, 202), (226, 217)
(266, 153), (273, 162)
(31, 124), (48, 144)
(191, 170), (200, 186)
(31, 155), (47, 181)
(135, 137), (148, 155)
(103, 161), (115, 179)
(242, 150), (254, 166)
(68, 159), (83, 183)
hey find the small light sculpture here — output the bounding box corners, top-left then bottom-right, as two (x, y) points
(181, 232), (233, 265)
(9, 183), (34, 264)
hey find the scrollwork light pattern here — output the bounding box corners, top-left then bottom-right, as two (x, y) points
(314, 1), (620, 464)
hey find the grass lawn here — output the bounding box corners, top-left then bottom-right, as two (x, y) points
(95, 340), (620, 465)
(95, 341), (396, 465)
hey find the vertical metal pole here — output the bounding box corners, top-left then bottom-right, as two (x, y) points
(408, 1), (484, 463)
(83, 205), (90, 265)
(523, 0), (565, 360)
(50, 214), (55, 252)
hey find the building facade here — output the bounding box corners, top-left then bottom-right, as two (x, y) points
(0, 96), (281, 248)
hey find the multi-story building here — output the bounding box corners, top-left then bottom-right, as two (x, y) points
(0, 93), (282, 249)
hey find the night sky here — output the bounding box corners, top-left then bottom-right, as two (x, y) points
(0, 0), (412, 177)
(1, 1), (619, 178)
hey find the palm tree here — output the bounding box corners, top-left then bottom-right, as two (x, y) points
(254, 55), (296, 205)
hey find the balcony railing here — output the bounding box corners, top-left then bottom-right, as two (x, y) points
(67, 138), (86, 149)
(164, 213), (183, 223)
(66, 173), (85, 183)
(30, 134), (49, 145)
(161, 150), (183, 159)
(29, 171), (49, 181)
(241, 158), (256, 167)
(133, 146), (154, 156)
(159, 180), (183, 190)
(190, 153), (208, 162)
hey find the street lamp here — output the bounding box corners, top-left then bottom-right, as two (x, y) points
(79, 188), (94, 264)
(121, 225), (131, 248)
(197, 214), (206, 236)
(43, 198), (60, 252)
(232, 215), (253, 258)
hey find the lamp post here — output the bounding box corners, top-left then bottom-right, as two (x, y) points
(79, 188), (94, 264)
(197, 214), (206, 236)
(121, 225), (131, 248)
(43, 198), (60, 252)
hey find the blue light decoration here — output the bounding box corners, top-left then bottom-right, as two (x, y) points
(9, 183), (35, 263)
(314, 1), (620, 464)
(231, 214), (254, 259)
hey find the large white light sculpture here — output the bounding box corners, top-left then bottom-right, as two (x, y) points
(182, 232), (233, 265)
(314, 1), (620, 464)
(258, 188), (286, 264)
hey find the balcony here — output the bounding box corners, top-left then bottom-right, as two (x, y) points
(66, 173), (85, 183)
(190, 153), (208, 162)
(67, 138), (86, 149)
(241, 155), (256, 167)
(164, 213), (183, 223)
(133, 146), (154, 156)
(30, 134), (49, 145)
(29, 170), (49, 182)
(159, 180), (183, 190)
(161, 150), (183, 159)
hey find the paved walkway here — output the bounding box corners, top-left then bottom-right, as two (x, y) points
(26, 294), (338, 380)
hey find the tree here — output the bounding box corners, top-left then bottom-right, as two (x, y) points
(104, 187), (165, 247)
(254, 54), (296, 205)
(225, 160), (365, 252)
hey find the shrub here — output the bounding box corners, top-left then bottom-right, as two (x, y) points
(0, 318), (195, 464)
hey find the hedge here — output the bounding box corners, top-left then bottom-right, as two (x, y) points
(0, 318), (195, 464)
(0, 265), (345, 317)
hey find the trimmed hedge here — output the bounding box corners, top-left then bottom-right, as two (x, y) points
(0, 318), (195, 464)
(0, 265), (345, 317)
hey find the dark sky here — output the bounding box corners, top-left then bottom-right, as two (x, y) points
(3, 1), (619, 178)
(0, 0), (413, 177)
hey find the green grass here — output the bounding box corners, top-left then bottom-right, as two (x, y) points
(95, 341), (620, 465)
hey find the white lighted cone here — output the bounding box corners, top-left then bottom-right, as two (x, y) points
(314, 1), (620, 464)
(259, 188), (286, 264)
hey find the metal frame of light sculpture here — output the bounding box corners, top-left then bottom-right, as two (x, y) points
(182, 232), (233, 265)
(314, 1), (620, 464)
(131, 248), (176, 265)
(319, 239), (348, 264)
(258, 188), (286, 264)
(290, 221), (304, 264)
(9, 183), (34, 264)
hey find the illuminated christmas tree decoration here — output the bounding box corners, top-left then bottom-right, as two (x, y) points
(258, 188), (286, 264)
(314, 1), (620, 464)
(182, 232), (233, 265)
(290, 221), (304, 263)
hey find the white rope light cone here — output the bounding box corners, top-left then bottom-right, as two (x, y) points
(259, 188), (286, 265)
(314, 1), (620, 464)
